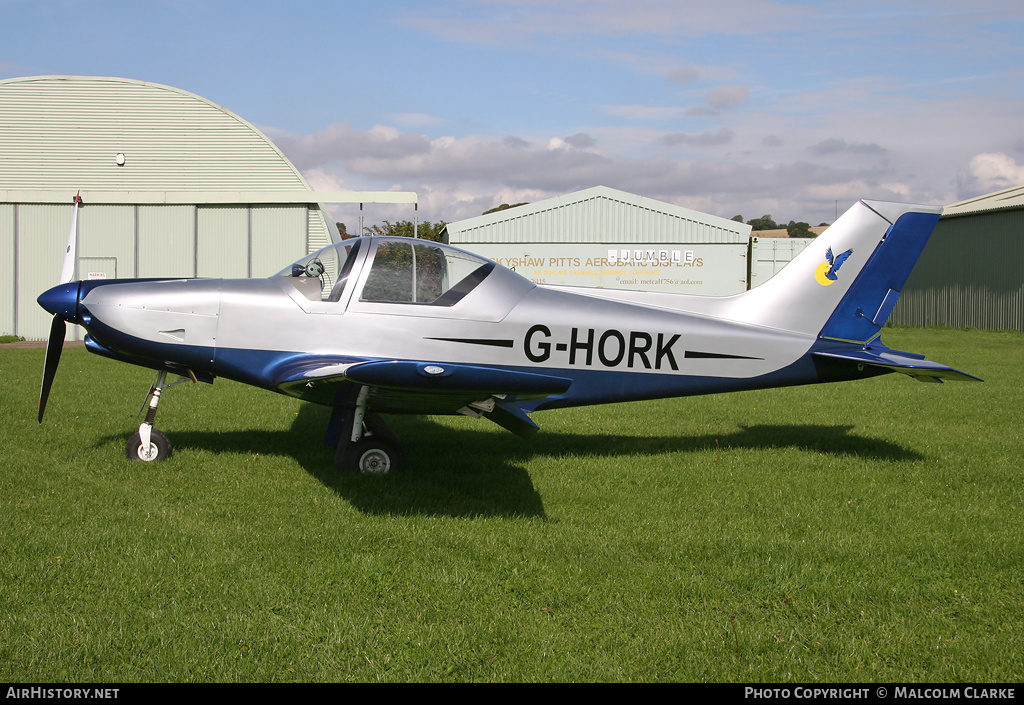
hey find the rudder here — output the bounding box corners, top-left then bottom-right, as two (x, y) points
(818, 204), (940, 343)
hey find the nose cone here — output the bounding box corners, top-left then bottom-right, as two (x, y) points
(38, 282), (80, 322)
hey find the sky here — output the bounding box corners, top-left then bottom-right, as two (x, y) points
(3, 0), (1024, 231)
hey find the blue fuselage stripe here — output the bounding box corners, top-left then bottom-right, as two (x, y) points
(78, 316), (884, 412)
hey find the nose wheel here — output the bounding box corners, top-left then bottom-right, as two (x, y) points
(126, 428), (172, 461)
(124, 370), (191, 462)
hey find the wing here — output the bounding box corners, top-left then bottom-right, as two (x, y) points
(269, 355), (573, 417)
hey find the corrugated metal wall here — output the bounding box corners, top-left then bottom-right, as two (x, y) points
(307, 207), (333, 254)
(80, 205), (135, 279)
(198, 207), (249, 279)
(891, 209), (1024, 331)
(463, 241), (750, 295)
(749, 237), (815, 288)
(138, 205), (195, 280)
(15, 205), (69, 338)
(0, 204), (15, 336)
(197, 205), (310, 279)
(254, 207), (308, 277)
(3, 201), (317, 340)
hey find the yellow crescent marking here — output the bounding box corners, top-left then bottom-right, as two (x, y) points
(815, 262), (835, 286)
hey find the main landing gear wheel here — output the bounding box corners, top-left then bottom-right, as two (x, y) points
(331, 391), (404, 475)
(126, 428), (173, 462)
(351, 439), (400, 476)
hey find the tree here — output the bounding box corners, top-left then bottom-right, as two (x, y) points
(362, 219), (447, 242)
(786, 220), (816, 238)
(746, 214), (779, 231)
(483, 202), (529, 215)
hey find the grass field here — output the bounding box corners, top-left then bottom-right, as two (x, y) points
(1, 328), (1022, 682)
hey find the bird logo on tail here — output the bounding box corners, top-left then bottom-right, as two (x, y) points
(814, 247), (853, 286)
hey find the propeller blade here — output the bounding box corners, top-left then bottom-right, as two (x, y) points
(58, 192), (80, 285)
(38, 314), (66, 423)
(39, 193), (81, 422)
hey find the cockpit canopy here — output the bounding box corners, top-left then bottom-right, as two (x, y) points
(277, 237), (496, 306)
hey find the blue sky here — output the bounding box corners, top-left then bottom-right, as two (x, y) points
(3, 0), (1023, 229)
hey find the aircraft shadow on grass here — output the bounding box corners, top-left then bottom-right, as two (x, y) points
(100, 402), (923, 519)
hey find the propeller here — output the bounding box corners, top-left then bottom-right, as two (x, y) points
(38, 314), (67, 422)
(38, 192), (80, 423)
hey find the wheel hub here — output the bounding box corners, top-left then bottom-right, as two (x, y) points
(358, 448), (391, 475)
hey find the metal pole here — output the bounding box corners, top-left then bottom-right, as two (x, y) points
(411, 240), (418, 302)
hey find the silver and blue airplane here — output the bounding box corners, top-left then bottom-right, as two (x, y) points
(37, 198), (979, 474)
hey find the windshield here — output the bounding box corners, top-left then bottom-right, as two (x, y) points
(359, 239), (495, 306)
(277, 239), (361, 302)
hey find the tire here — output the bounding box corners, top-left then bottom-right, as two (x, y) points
(352, 439), (400, 475)
(125, 428), (173, 462)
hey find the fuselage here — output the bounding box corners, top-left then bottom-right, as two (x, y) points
(40, 236), (833, 414)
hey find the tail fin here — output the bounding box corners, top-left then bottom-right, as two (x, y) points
(738, 199), (980, 383)
(724, 200), (941, 340)
(817, 202), (941, 344)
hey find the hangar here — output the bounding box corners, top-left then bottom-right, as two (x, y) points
(445, 183), (1024, 333)
(891, 185), (1024, 332)
(443, 185), (753, 296)
(0, 75), (414, 341)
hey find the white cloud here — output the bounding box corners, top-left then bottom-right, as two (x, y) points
(272, 85), (1024, 227)
(390, 113), (450, 129)
(274, 119), (899, 226)
(301, 169), (350, 192)
(667, 66), (701, 84)
(957, 153), (1024, 199)
(270, 123), (433, 171)
(705, 85), (749, 110)
(810, 139), (888, 157)
(659, 129), (736, 148)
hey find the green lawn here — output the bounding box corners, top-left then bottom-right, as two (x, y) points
(1, 328), (1021, 682)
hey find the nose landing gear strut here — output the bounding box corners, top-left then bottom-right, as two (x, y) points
(124, 370), (193, 462)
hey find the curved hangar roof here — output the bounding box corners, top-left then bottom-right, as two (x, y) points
(0, 75), (309, 193)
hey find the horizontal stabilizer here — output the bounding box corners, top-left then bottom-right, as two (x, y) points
(814, 349), (982, 383)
